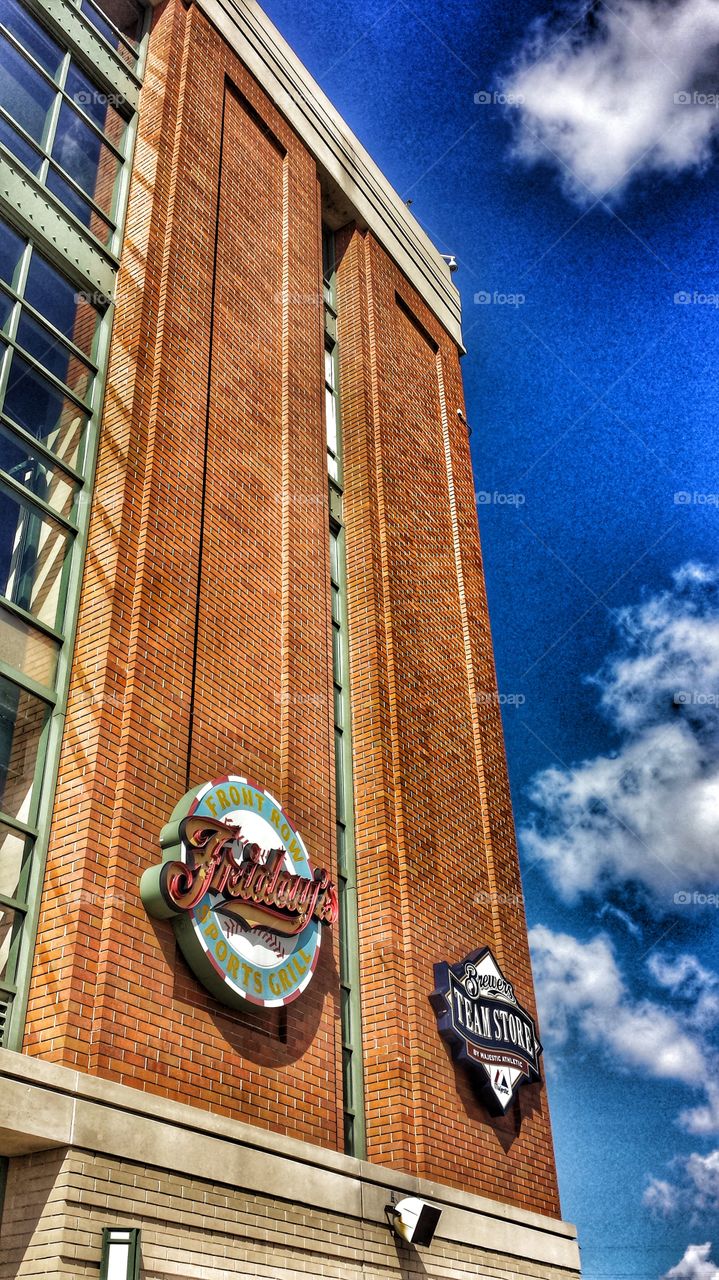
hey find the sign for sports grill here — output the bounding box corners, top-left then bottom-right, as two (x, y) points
(140, 774), (337, 1008)
(430, 946), (542, 1112)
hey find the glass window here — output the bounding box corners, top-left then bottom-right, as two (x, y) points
(0, 34), (55, 145)
(16, 311), (92, 400)
(65, 64), (126, 147)
(24, 251), (102, 358)
(0, 0), (64, 77)
(0, 674), (47, 823)
(0, 901), (21, 982)
(4, 351), (88, 466)
(0, 425), (78, 518)
(0, 290), (13, 331)
(0, 221), (24, 288)
(0, 114), (42, 173)
(0, 605), (58, 685)
(0, 820), (31, 902)
(52, 101), (120, 216)
(0, 482), (71, 626)
(45, 166), (113, 243)
(80, 0), (143, 57)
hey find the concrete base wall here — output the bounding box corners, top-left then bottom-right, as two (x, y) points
(1, 1148), (580, 1280)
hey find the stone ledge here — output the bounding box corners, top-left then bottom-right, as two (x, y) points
(0, 1051), (579, 1272)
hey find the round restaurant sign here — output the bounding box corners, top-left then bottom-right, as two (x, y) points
(140, 774), (337, 1008)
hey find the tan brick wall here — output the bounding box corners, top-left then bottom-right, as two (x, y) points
(0, 1148), (578, 1280)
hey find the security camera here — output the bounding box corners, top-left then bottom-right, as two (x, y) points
(386, 1196), (442, 1247)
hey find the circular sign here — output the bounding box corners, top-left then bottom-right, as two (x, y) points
(141, 774), (337, 1009)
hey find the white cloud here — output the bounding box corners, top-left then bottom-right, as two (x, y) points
(503, 0), (719, 206)
(663, 1242), (719, 1280)
(521, 564), (719, 905)
(644, 1176), (680, 1215)
(645, 1149), (719, 1217)
(529, 926), (708, 1086)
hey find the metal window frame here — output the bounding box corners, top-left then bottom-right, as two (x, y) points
(323, 225), (366, 1160)
(0, 0), (150, 1052)
(99, 1227), (141, 1280)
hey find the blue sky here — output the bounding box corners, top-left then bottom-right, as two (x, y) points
(261, 3), (719, 1277)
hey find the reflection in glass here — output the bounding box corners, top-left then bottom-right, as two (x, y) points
(16, 312), (92, 401)
(0, 0), (63, 76)
(0, 424), (78, 518)
(0, 36), (54, 145)
(0, 605), (58, 685)
(0, 820), (31, 902)
(52, 101), (120, 216)
(4, 352), (88, 466)
(0, 483), (70, 626)
(0, 674), (47, 823)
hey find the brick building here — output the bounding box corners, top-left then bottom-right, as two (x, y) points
(0, 0), (581, 1276)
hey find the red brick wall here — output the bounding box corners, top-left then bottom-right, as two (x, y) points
(337, 228), (560, 1215)
(22, 0), (561, 1217)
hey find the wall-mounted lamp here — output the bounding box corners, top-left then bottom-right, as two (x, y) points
(99, 1227), (140, 1280)
(386, 1196), (442, 1247)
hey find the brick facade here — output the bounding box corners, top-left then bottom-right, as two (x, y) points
(16, 0), (561, 1233)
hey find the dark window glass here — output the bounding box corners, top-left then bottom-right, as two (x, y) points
(0, 424), (77, 518)
(0, 222), (24, 288)
(0, 481), (70, 625)
(3, 351), (88, 467)
(44, 166), (113, 244)
(24, 253), (101, 359)
(0, 673), (47, 823)
(16, 312), (92, 400)
(0, 113), (43, 173)
(51, 101), (120, 215)
(0, 291), (13, 332)
(65, 63), (126, 145)
(81, 0), (142, 47)
(0, 35), (54, 145)
(0, 0), (63, 76)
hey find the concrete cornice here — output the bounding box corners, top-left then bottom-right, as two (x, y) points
(181, 0), (463, 348)
(0, 1050), (579, 1272)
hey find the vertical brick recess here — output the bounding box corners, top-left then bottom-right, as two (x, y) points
(20, 0), (561, 1221)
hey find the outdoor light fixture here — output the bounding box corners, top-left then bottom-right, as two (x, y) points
(99, 1227), (140, 1280)
(386, 1196), (442, 1247)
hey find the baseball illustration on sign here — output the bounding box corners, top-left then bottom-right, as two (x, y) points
(431, 946), (542, 1112)
(141, 774), (338, 1008)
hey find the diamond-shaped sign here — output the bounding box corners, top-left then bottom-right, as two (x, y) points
(430, 946), (542, 1112)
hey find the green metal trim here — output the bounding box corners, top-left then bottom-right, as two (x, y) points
(0, 809), (38, 838)
(23, 0), (141, 107)
(0, 152), (117, 297)
(0, 658), (57, 704)
(2, 0), (150, 1052)
(0, 594), (65, 644)
(99, 1227), (141, 1280)
(0, 466), (80, 532)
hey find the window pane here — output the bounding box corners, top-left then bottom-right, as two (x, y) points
(0, 112), (43, 173)
(0, 901), (21, 982)
(65, 63), (126, 149)
(0, 35), (55, 145)
(52, 101), (120, 216)
(0, 424), (79, 518)
(16, 312), (92, 400)
(81, 0), (142, 49)
(0, 604), (58, 684)
(24, 252), (102, 359)
(0, 674), (47, 823)
(0, 220), (24, 287)
(0, 290), (13, 332)
(0, 0), (64, 76)
(45, 164), (114, 243)
(0, 820), (32, 902)
(4, 351), (88, 466)
(0, 483), (70, 626)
